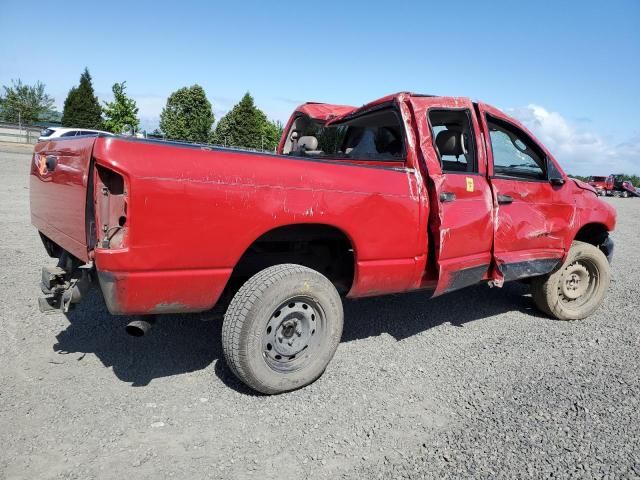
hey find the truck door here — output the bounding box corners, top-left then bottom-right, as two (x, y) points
(408, 97), (494, 295)
(475, 103), (566, 282)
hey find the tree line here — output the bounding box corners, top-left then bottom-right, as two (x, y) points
(0, 68), (283, 151)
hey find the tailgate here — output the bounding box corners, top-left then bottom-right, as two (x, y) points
(30, 136), (98, 262)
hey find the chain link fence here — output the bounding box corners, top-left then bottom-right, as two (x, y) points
(0, 122), (41, 144)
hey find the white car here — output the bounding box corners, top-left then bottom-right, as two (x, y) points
(38, 127), (113, 141)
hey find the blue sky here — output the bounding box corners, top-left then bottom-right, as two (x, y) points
(1, 0), (638, 174)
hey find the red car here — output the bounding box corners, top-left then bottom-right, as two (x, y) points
(31, 93), (616, 393)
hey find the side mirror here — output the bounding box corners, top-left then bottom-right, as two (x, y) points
(546, 157), (565, 186)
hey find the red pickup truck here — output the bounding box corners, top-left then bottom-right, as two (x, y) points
(590, 174), (640, 198)
(31, 92), (616, 393)
(587, 176), (609, 195)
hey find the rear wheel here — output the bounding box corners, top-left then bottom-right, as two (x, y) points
(531, 241), (610, 320)
(222, 264), (343, 394)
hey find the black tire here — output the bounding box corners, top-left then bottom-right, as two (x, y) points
(222, 264), (343, 394)
(622, 190), (629, 198)
(531, 241), (610, 320)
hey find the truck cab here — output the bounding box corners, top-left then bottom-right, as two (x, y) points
(277, 94), (615, 294)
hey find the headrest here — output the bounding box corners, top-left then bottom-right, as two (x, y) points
(298, 136), (318, 151)
(435, 130), (465, 157)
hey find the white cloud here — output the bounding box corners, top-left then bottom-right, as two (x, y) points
(132, 95), (166, 132)
(134, 95), (166, 118)
(509, 105), (640, 176)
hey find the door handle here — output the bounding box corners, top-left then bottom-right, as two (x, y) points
(440, 192), (456, 203)
(45, 155), (57, 172)
(497, 194), (513, 205)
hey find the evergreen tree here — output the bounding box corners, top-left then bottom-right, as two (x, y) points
(62, 68), (103, 128)
(211, 92), (281, 150)
(159, 85), (214, 143)
(0, 79), (54, 124)
(102, 82), (140, 134)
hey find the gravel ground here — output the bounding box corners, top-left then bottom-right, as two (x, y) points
(1, 145), (639, 479)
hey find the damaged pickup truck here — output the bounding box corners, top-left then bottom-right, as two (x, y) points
(30, 93), (616, 394)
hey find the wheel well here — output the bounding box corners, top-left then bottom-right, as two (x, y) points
(218, 224), (355, 308)
(574, 223), (609, 247)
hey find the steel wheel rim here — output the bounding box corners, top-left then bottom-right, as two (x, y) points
(262, 296), (325, 373)
(557, 259), (600, 310)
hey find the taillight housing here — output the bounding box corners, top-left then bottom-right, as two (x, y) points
(94, 165), (128, 249)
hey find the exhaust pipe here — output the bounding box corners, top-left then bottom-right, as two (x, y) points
(125, 316), (156, 337)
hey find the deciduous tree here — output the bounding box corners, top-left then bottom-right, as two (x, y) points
(159, 85), (214, 143)
(0, 79), (54, 124)
(102, 82), (140, 134)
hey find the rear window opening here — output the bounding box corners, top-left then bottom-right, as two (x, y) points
(282, 107), (405, 162)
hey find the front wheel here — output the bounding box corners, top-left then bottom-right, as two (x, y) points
(622, 190), (629, 198)
(531, 241), (610, 320)
(222, 264), (343, 394)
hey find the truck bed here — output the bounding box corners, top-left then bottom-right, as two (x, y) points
(31, 135), (424, 314)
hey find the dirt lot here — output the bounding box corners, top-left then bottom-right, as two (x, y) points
(1, 145), (639, 479)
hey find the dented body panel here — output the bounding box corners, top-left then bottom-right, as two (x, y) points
(91, 137), (421, 313)
(30, 137), (96, 262)
(407, 96), (494, 295)
(30, 93), (616, 316)
(474, 102), (615, 278)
